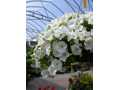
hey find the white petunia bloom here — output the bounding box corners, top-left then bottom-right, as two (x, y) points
(84, 31), (91, 38)
(52, 41), (67, 50)
(34, 58), (39, 68)
(68, 19), (76, 29)
(43, 30), (54, 41)
(52, 41), (68, 57)
(78, 25), (84, 32)
(88, 13), (93, 24)
(34, 48), (41, 59)
(34, 47), (46, 68)
(59, 34), (66, 40)
(71, 44), (82, 55)
(88, 17), (93, 25)
(48, 66), (57, 76)
(78, 30), (91, 40)
(36, 47), (46, 59)
(60, 27), (69, 34)
(41, 70), (50, 78)
(37, 37), (44, 46)
(59, 52), (70, 62)
(73, 39), (79, 44)
(67, 31), (78, 41)
(51, 59), (62, 71)
(54, 29), (62, 39)
(84, 37), (93, 51)
(45, 43), (51, 56)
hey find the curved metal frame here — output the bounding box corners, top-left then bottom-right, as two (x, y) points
(26, 0), (93, 40)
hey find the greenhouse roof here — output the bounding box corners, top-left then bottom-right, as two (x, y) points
(26, 0), (93, 41)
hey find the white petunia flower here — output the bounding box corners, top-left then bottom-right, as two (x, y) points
(44, 30), (54, 41)
(35, 59), (40, 68)
(77, 32), (85, 41)
(59, 52), (70, 62)
(84, 37), (93, 51)
(85, 31), (91, 38)
(88, 17), (93, 24)
(78, 25), (84, 32)
(34, 47), (45, 68)
(67, 19), (76, 29)
(67, 31), (78, 41)
(78, 30), (91, 40)
(52, 41), (68, 57)
(53, 41), (67, 50)
(45, 43), (51, 56)
(34, 47), (41, 59)
(36, 47), (46, 59)
(59, 34), (66, 40)
(73, 39), (80, 44)
(88, 13), (93, 24)
(71, 44), (82, 55)
(48, 66), (57, 76)
(37, 37), (44, 46)
(41, 70), (50, 78)
(60, 27), (69, 34)
(54, 29), (62, 39)
(51, 59), (62, 71)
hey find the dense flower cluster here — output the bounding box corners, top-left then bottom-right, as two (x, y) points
(34, 12), (93, 78)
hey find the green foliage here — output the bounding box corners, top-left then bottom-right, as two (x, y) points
(82, 20), (93, 32)
(80, 73), (93, 90)
(26, 46), (41, 83)
(39, 56), (49, 69)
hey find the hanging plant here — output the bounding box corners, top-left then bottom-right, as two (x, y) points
(33, 12), (93, 78)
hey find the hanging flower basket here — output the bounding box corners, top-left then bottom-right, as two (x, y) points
(33, 12), (93, 78)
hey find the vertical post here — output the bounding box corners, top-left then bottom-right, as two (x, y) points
(83, 0), (88, 8)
